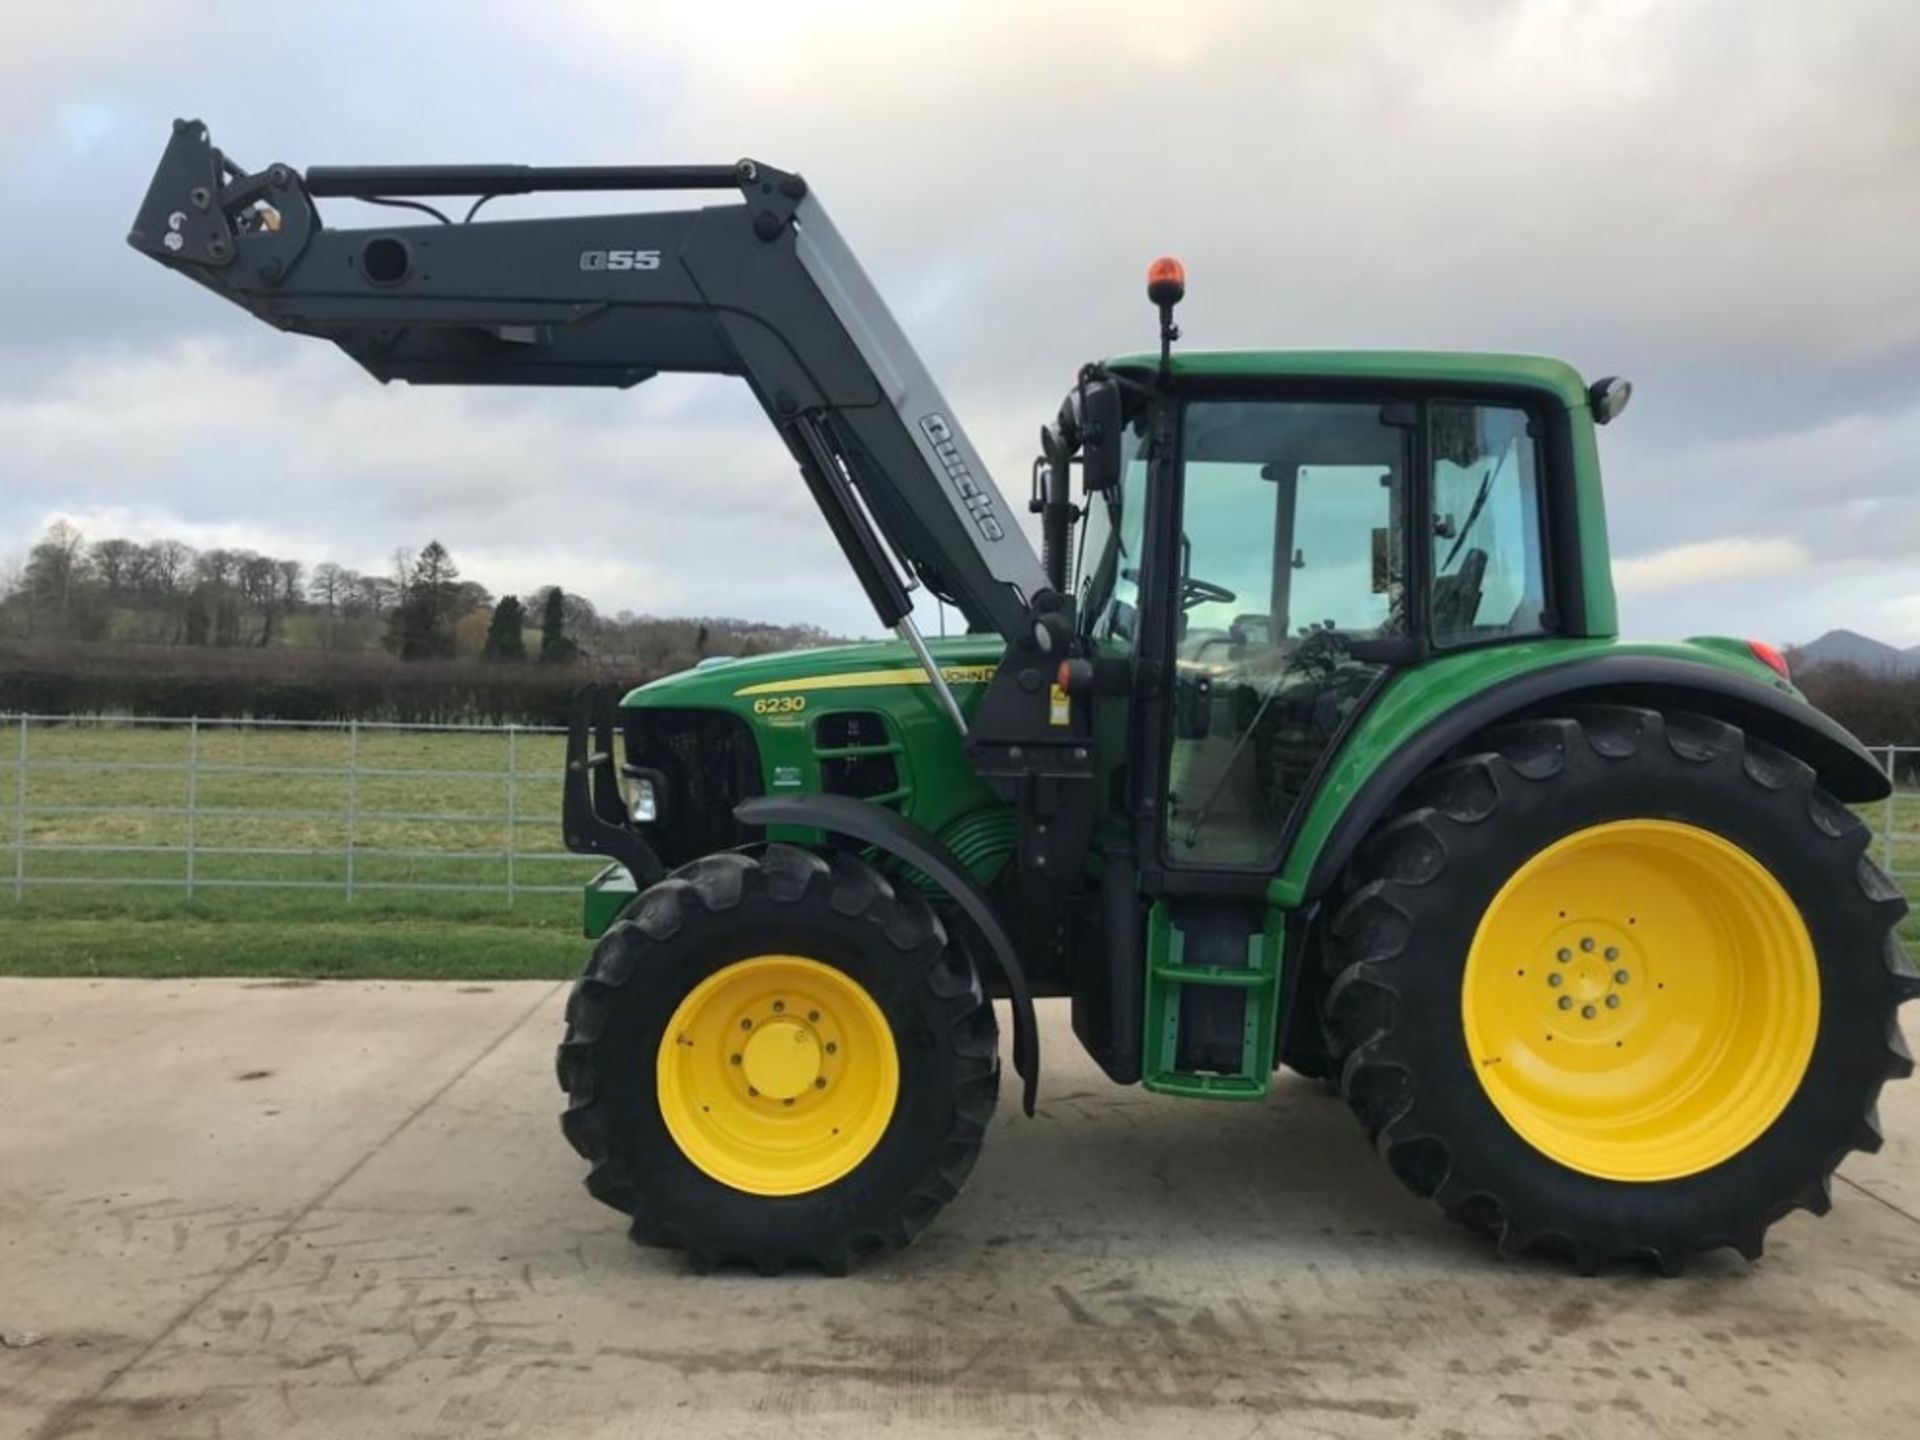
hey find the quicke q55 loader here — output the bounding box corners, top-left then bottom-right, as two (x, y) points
(133, 119), (1916, 1277)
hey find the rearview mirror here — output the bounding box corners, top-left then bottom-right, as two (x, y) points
(1079, 379), (1123, 494)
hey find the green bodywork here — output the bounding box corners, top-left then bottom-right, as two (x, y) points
(1266, 636), (1792, 907)
(583, 633), (1008, 935)
(580, 349), (1808, 1098)
(584, 630), (1790, 933)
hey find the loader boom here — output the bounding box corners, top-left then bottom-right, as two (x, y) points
(128, 119), (1050, 647)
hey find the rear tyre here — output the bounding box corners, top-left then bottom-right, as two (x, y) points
(558, 844), (1000, 1274)
(1323, 706), (1916, 1273)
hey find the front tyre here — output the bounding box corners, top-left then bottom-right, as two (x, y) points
(558, 844), (1000, 1274)
(1323, 706), (1917, 1273)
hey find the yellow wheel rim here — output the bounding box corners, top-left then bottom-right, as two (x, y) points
(657, 955), (899, 1196)
(1462, 820), (1819, 1182)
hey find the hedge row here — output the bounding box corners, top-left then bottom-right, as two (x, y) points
(7, 646), (1916, 764)
(0, 643), (649, 726)
(1795, 663), (1920, 781)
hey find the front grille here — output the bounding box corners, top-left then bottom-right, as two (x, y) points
(623, 708), (763, 868)
(821, 750), (900, 801)
(815, 712), (888, 749)
(814, 710), (905, 808)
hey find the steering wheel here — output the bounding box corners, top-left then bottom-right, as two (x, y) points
(1180, 576), (1238, 610)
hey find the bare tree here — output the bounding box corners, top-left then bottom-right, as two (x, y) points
(132, 539), (197, 641)
(195, 548), (240, 589)
(277, 559), (305, 613)
(135, 539), (195, 599)
(23, 520), (91, 636)
(351, 573), (393, 617)
(89, 538), (140, 600)
(309, 562), (348, 613)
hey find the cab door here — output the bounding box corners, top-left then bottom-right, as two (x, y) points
(1157, 397), (1411, 872)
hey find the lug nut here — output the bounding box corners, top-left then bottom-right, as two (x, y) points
(740, 1019), (752, 1031)
(1557, 948), (1572, 963)
(1580, 937), (1596, 953)
(1615, 970), (1630, 985)
(814, 1077), (826, 1089)
(730, 1054), (742, 1065)
(1558, 996), (1573, 1011)
(1605, 995), (1621, 1009)
(1582, 1004), (1597, 1019)
(824, 1042), (838, 1055)
(1548, 973), (1564, 988)
(1605, 946), (1619, 961)
(772, 1000), (785, 1013)
(808, 1010), (820, 1022)
(783, 1097), (795, 1107)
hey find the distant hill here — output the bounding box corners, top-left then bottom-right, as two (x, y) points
(1789, 629), (1920, 676)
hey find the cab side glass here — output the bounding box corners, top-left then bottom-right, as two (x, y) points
(1429, 403), (1549, 647)
(1079, 424), (1149, 647)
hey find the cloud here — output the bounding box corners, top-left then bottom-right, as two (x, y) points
(2, 1), (1918, 642)
(0, 337), (877, 628)
(1614, 536), (1809, 594)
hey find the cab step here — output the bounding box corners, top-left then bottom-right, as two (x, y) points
(1141, 900), (1284, 1100)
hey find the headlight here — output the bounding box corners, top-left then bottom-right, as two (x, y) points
(620, 764), (668, 826)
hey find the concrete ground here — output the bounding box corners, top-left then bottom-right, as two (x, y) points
(1, 981), (1917, 1440)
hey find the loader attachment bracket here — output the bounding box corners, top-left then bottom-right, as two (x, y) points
(128, 119), (316, 284)
(563, 687), (665, 888)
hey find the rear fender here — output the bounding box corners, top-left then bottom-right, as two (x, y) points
(1304, 654), (1891, 899)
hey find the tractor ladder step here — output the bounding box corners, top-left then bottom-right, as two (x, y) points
(1141, 900), (1284, 1100)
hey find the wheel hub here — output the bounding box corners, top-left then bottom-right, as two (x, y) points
(656, 955), (899, 1197)
(740, 1017), (823, 1100)
(1461, 819), (1819, 1182)
(1541, 921), (1640, 1027)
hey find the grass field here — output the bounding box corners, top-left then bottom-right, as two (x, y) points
(1874, 791), (1920, 946)
(0, 721), (600, 979)
(1, 720), (1915, 978)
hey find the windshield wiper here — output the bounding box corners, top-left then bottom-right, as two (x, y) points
(1437, 433), (1519, 574)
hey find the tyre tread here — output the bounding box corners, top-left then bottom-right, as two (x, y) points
(1322, 704), (1913, 1274)
(557, 843), (998, 1275)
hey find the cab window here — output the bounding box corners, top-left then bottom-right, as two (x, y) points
(1428, 403), (1548, 646)
(1163, 399), (1404, 866)
(1077, 421), (1149, 647)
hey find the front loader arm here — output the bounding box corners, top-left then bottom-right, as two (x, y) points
(128, 119), (1048, 645)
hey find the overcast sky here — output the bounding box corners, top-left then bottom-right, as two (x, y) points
(4, 1), (1917, 644)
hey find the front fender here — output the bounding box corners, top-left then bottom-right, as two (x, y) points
(734, 792), (1040, 1116)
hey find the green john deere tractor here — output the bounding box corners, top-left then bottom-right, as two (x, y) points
(134, 122), (1915, 1276)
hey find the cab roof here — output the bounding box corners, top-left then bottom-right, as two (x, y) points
(1104, 350), (1592, 409)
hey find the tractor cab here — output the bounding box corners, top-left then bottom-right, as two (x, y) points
(1060, 347), (1589, 874)
(1026, 267), (1643, 1096)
